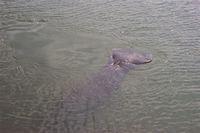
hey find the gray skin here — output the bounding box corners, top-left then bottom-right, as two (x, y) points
(63, 48), (152, 113)
(39, 48), (152, 133)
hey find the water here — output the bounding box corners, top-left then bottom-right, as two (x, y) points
(0, 0), (200, 132)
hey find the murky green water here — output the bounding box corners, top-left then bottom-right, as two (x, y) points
(0, 0), (200, 132)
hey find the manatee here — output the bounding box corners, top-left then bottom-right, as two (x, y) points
(39, 48), (152, 133)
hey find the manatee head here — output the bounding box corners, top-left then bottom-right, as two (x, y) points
(108, 48), (152, 69)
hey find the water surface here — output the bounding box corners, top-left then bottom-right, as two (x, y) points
(0, 0), (200, 133)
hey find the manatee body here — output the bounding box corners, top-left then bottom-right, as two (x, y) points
(39, 48), (152, 133)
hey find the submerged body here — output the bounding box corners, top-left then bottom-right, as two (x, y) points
(39, 48), (152, 133)
(63, 48), (152, 113)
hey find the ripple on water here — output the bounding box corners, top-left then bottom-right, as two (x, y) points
(1, 0), (200, 132)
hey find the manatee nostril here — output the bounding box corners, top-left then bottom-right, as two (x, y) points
(144, 53), (153, 63)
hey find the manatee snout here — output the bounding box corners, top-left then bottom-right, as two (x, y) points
(111, 48), (152, 66)
(136, 53), (153, 65)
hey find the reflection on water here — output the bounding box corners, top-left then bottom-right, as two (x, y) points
(0, 0), (200, 133)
